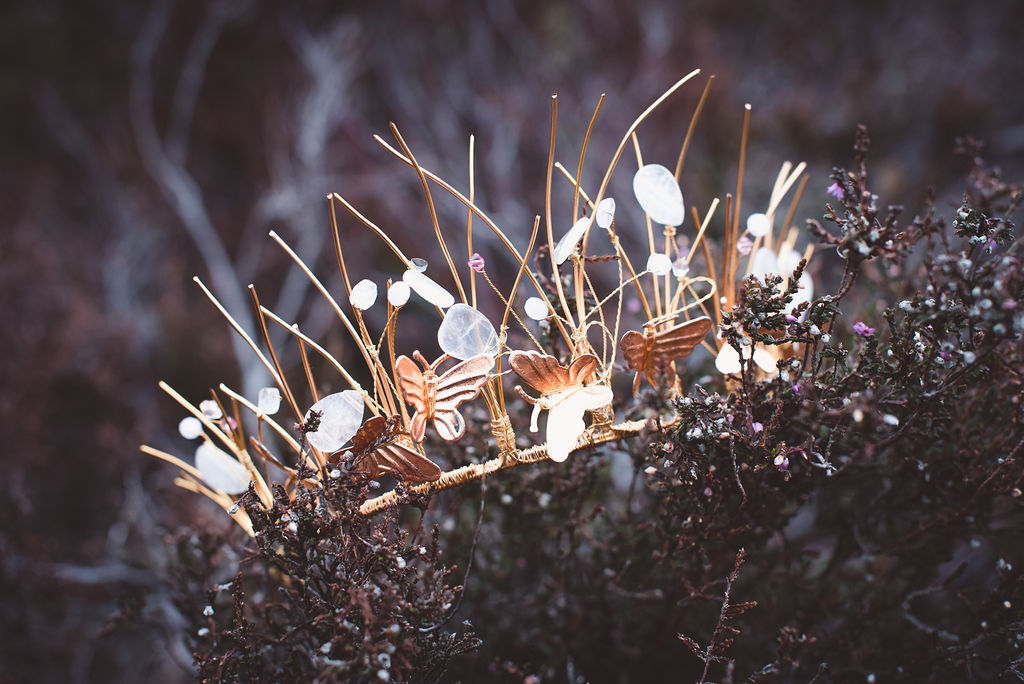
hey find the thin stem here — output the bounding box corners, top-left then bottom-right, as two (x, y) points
(674, 75), (714, 180)
(359, 414), (681, 516)
(544, 95), (578, 333)
(467, 135), (477, 308)
(370, 138), (574, 348)
(389, 123), (468, 304)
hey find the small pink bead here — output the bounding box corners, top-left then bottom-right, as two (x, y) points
(467, 253), (485, 272)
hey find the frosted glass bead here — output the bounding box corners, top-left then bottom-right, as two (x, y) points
(410, 257), (428, 272)
(178, 416), (203, 440)
(525, 297), (549, 321)
(387, 281), (411, 307)
(746, 212), (771, 237)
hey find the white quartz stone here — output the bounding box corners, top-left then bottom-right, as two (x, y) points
(595, 198), (616, 229)
(305, 390), (364, 453)
(647, 253), (672, 276)
(438, 303), (500, 359)
(633, 164), (685, 226)
(715, 344), (743, 374)
(786, 272), (815, 316)
(752, 347), (778, 374)
(350, 279), (378, 310)
(199, 399), (222, 420)
(553, 216), (591, 265)
(671, 257), (690, 279)
(402, 269), (455, 309)
(750, 247), (780, 281)
(195, 442), (250, 494)
(778, 249), (803, 275)
(257, 387), (281, 415)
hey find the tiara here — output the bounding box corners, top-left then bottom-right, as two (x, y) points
(142, 70), (815, 533)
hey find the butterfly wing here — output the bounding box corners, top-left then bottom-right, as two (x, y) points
(509, 350), (572, 393)
(350, 416), (387, 454)
(395, 355), (428, 441)
(431, 354), (493, 441)
(564, 354), (600, 385)
(649, 317), (712, 365)
(619, 330), (648, 372)
(545, 385), (613, 462)
(361, 438), (442, 482)
(509, 351), (599, 393)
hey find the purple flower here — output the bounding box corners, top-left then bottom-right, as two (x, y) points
(826, 182), (845, 201)
(752, 422), (764, 433)
(986, 239), (997, 254)
(467, 253), (485, 272)
(785, 314), (799, 323)
(853, 321), (876, 338)
(792, 382), (802, 395)
(773, 453), (789, 469)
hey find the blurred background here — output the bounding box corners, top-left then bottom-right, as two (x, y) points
(2, 0), (1023, 680)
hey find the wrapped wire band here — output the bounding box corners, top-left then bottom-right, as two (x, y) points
(490, 414), (517, 458)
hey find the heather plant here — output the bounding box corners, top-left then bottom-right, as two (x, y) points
(147, 75), (1024, 682)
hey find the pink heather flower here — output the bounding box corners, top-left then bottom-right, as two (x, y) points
(752, 422), (764, 433)
(467, 253), (485, 272)
(736, 235), (754, 255)
(826, 182), (844, 201)
(853, 321), (876, 338)
(785, 314), (799, 323)
(986, 239), (997, 253)
(792, 383), (802, 394)
(773, 453), (789, 469)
